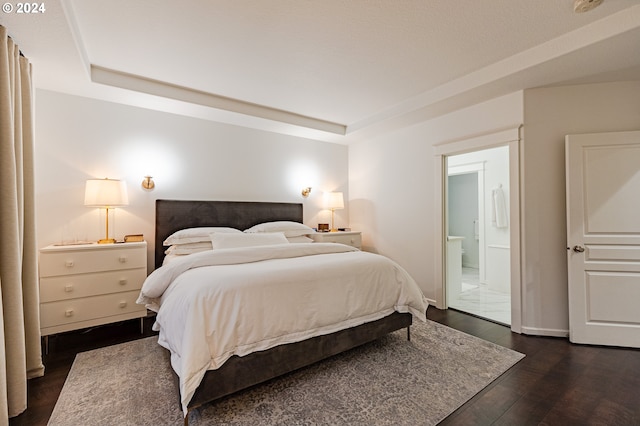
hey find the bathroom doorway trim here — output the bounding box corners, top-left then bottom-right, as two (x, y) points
(448, 162), (486, 284)
(433, 127), (523, 333)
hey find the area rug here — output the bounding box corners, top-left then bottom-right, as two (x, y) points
(48, 319), (524, 425)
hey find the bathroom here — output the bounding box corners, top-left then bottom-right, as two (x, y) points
(446, 145), (511, 325)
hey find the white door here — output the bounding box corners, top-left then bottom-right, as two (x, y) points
(566, 130), (640, 348)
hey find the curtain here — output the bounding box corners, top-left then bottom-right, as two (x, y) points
(0, 25), (44, 423)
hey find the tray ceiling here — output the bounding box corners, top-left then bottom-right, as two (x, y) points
(3, 0), (640, 143)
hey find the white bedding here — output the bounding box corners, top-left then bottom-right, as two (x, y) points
(137, 243), (428, 415)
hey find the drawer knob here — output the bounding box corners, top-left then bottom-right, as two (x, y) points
(65, 260), (74, 268)
(119, 256), (127, 263)
(64, 284), (74, 292)
(65, 309), (74, 317)
(119, 301), (127, 308)
(119, 279), (127, 286)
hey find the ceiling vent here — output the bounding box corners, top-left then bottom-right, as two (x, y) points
(574, 0), (604, 13)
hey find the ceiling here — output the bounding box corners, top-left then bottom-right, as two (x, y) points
(3, 0), (640, 143)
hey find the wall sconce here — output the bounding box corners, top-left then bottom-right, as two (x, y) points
(84, 178), (129, 244)
(301, 187), (312, 198)
(574, 0), (603, 13)
(142, 175), (155, 190)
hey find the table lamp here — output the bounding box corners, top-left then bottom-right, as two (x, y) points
(324, 192), (344, 232)
(84, 178), (128, 243)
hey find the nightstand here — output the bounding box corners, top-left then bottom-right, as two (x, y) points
(310, 231), (362, 249)
(39, 242), (148, 349)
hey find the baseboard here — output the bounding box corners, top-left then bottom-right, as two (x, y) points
(521, 326), (569, 338)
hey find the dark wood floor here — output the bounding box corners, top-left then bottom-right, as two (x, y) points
(431, 309), (640, 426)
(9, 309), (640, 425)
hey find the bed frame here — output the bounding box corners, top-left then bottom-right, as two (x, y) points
(154, 199), (412, 423)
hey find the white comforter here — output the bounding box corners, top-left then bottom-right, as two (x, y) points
(137, 243), (428, 415)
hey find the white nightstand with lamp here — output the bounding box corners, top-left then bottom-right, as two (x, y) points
(310, 192), (362, 249)
(38, 178), (147, 352)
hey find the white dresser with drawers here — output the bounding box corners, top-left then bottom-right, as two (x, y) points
(38, 242), (148, 340)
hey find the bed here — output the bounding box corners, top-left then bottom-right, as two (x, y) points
(139, 199), (428, 423)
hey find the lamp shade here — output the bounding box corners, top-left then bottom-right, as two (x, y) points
(84, 178), (129, 207)
(324, 192), (344, 210)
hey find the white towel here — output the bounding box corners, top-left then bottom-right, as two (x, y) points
(491, 186), (508, 228)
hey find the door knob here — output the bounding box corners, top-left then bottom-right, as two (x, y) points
(573, 245), (585, 253)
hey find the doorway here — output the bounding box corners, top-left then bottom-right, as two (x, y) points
(446, 147), (510, 325)
(432, 127), (522, 333)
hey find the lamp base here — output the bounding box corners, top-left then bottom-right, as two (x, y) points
(98, 238), (116, 244)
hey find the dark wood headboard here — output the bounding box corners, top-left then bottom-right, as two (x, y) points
(155, 199), (303, 269)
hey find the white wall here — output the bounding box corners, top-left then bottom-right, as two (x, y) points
(521, 81), (640, 335)
(349, 91), (524, 302)
(34, 90), (349, 272)
(36, 81), (639, 335)
(350, 81), (640, 336)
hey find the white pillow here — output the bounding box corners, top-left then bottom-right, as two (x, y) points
(244, 221), (315, 238)
(164, 227), (242, 246)
(286, 235), (313, 243)
(164, 241), (212, 255)
(210, 232), (288, 249)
